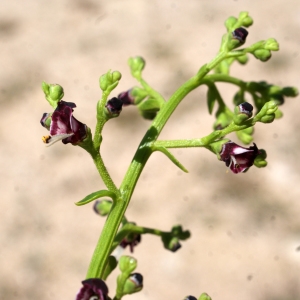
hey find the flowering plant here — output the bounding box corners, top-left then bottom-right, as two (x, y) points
(40, 12), (297, 300)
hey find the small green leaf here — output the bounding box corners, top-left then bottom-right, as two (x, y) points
(206, 84), (218, 114)
(75, 190), (116, 206)
(154, 147), (188, 173)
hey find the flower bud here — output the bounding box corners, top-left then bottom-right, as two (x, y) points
(253, 49), (272, 62)
(282, 87), (298, 97)
(233, 102), (253, 125)
(93, 200), (112, 216)
(264, 38), (279, 51)
(260, 114), (275, 123)
(184, 296), (197, 300)
(236, 127), (254, 145)
(118, 90), (135, 106)
(232, 27), (248, 44)
(99, 70), (122, 92)
(161, 235), (181, 252)
(119, 256), (137, 274)
(42, 82), (64, 109)
(254, 149), (267, 168)
(122, 273), (143, 295)
(128, 56), (146, 78)
(199, 293), (212, 300)
(236, 54), (248, 64)
(227, 27), (248, 51)
(137, 98), (161, 120)
(225, 16), (237, 30)
(105, 97), (123, 118)
(213, 107), (233, 130)
(130, 87), (148, 104)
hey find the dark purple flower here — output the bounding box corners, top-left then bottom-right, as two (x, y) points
(75, 279), (109, 300)
(118, 90), (135, 106)
(220, 141), (260, 174)
(120, 233), (141, 253)
(232, 27), (248, 44)
(40, 101), (87, 146)
(105, 97), (123, 116)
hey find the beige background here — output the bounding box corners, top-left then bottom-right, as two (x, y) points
(1, 1), (300, 299)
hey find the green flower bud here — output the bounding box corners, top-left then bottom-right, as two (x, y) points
(268, 85), (282, 95)
(42, 82), (64, 109)
(128, 56), (146, 78)
(119, 256), (137, 274)
(238, 12), (253, 27)
(213, 107), (233, 130)
(253, 49), (272, 62)
(254, 149), (267, 168)
(264, 38), (279, 51)
(131, 87), (148, 105)
(282, 86), (298, 97)
(236, 54), (248, 64)
(236, 128), (254, 145)
(122, 273), (143, 295)
(161, 235), (181, 252)
(260, 114), (275, 123)
(198, 293), (212, 300)
(225, 16), (237, 31)
(93, 200), (112, 216)
(233, 90), (245, 106)
(265, 100), (278, 114)
(99, 70), (122, 93)
(275, 108), (283, 119)
(137, 98), (161, 120)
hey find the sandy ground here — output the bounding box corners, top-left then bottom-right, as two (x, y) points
(1, 1), (300, 299)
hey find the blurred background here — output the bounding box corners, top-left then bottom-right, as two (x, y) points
(1, 0), (300, 299)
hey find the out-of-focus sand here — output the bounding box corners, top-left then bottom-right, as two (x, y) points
(1, 1), (300, 299)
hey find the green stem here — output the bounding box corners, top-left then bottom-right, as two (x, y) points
(86, 51), (231, 279)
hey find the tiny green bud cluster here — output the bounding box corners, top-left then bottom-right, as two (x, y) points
(42, 82), (64, 109)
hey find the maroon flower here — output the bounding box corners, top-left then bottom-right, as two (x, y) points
(120, 233), (141, 253)
(220, 141), (260, 174)
(118, 90), (135, 106)
(40, 101), (87, 146)
(75, 279), (109, 300)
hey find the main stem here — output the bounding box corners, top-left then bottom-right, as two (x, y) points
(86, 52), (229, 279)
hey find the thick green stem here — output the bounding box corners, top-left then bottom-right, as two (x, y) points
(86, 51), (233, 279)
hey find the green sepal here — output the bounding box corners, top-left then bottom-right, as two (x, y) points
(213, 107), (233, 130)
(103, 255), (118, 280)
(75, 190), (116, 206)
(207, 84), (218, 114)
(154, 147), (188, 173)
(198, 293), (212, 300)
